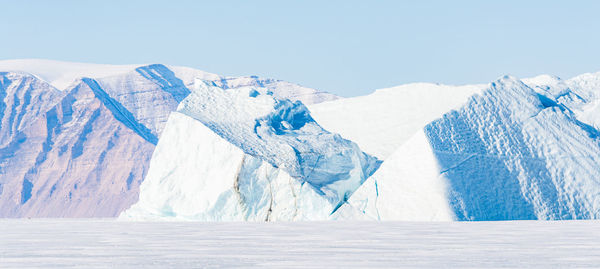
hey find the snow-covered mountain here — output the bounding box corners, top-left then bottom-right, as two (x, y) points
(0, 72), (64, 147)
(0, 77), (155, 217)
(0, 59), (339, 105)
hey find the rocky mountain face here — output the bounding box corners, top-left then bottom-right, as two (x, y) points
(0, 78), (154, 217)
(0, 72), (64, 146)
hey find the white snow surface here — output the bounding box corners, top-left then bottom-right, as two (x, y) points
(0, 59), (219, 91)
(3, 219), (600, 268)
(526, 71), (600, 129)
(342, 129), (455, 221)
(308, 83), (484, 159)
(215, 76), (340, 105)
(0, 59), (143, 90)
(0, 59), (336, 105)
(122, 81), (379, 220)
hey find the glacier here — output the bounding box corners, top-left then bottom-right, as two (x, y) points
(121, 80), (380, 220)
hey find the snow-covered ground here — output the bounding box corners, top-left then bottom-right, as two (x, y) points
(1, 219), (599, 268)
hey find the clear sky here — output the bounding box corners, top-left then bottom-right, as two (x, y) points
(2, 1), (600, 97)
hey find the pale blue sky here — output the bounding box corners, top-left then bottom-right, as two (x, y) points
(2, 1), (600, 97)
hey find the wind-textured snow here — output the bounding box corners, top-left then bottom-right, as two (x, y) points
(345, 75), (600, 221)
(122, 80), (379, 220)
(3, 219), (600, 268)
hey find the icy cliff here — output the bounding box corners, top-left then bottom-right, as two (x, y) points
(122, 81), (379, 220)
(345, 75), (600, 221)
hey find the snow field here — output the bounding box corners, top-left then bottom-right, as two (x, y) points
(2, 219), (600, 268)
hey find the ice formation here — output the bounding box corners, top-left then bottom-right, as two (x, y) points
(5, 59), (600, 221)
(122, 80), (380, 220)
(345, 75), (600, 220)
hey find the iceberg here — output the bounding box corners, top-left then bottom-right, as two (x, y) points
(346, 76), (600, 220)
(122, 80), (380, 220)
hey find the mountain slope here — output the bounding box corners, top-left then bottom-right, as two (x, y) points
(93, 64), (191, 139)
(0, 72), (64, 146)
(0, 79), (154, 217)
